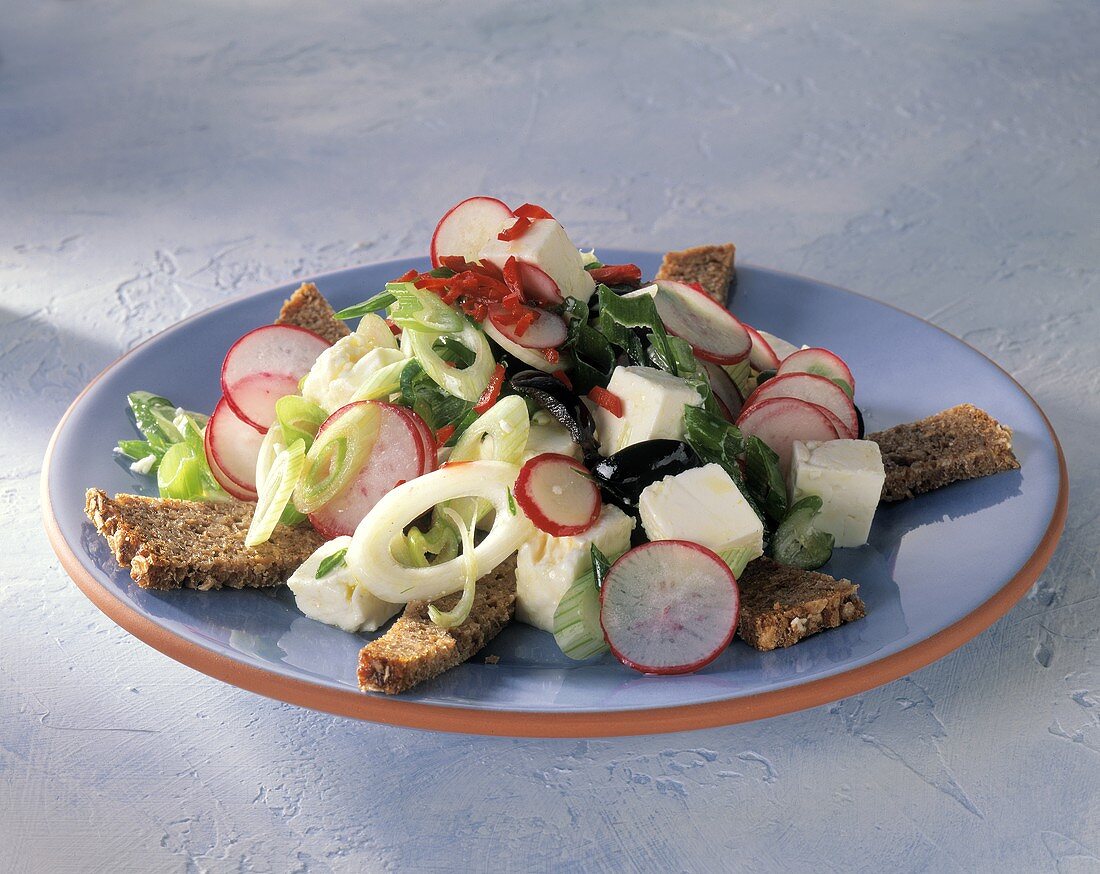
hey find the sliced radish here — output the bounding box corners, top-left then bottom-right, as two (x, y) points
(483, 319), (560, 373)
(487, 304), (567, 349)
(652, 280), (751, 365)
(395, 406), (437, 473)
(514, 453), (601, 537)
(204, 397), (265, 498)
(757, 330), (800, 362)
(743, 372), (858, 438)
(516, 261), (564, 305)
(306, 402), (425, 539)
(600, 541), (739, 675)
(777, 347), (855, 397)
(430, 196), (515, 268)
(703, 361), (744, 421)
(744, 324), (781, 371)
(815, 405), (850, 440)
(736, 396), (840, 474)
(221, 325), (331, 431)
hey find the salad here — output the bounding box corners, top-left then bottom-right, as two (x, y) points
(116, 196), (884, 676)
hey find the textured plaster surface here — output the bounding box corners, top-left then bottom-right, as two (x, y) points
(3, 1), (1099, 871)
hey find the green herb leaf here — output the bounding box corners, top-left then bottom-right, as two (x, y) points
(334, 292), (397, 321)
(317, 548), (348, 578)
(743, 437), (788, 525)
(590, 544), (612, 589)
(507, 487), (517, 516)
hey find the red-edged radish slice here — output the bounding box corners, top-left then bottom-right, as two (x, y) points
(743, 372), (858, 438)
(307, 402), (426, 538)
(204, 396), (265, 497)
(777, 347), (855, 397)
(651, 280), (751, 365)
(757, 330), (800, 362)
(736, 396), (840, 473)
(221, 325), (331, 431)
(395, 406), (437, 474)
(514, 453), (601, 537)
(744, 324), (781, 371)
(703, 361), (744, 421)
(516, 261), (564, 305)
(486, 304), (568, 349)
(600, 541), (739, 675)
(430, 196), (515, 268)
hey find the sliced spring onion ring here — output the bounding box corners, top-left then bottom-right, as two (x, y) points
(386, 282), (465, 334)
(347, 460), (531, 603)
(395, 520), (459, 568)
(718, 545), (755, 578)
(293, 403), (381, 514)
(246, 439), (306, 547)
(349, 355), (409, 403)
(553, 567), (609, 661)
(427, 508), (479, 628)
(723, 357), (753, 397)
(275, 395), (328, 448)
(405, 322), (496, 402)
(157, 441), (204, 500)
(448, 395), (531, 465)
(355, 312), (400, 349)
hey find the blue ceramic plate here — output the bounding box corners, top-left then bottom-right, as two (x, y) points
(43, 253), (1067, 736)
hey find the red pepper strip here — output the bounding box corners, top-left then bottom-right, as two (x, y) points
(686, 281), (706, 294)
(413, 277), (452, 291)
(386, 319), (402, 336)
(491, 306), (521, 326)
(396, 268), (419, 282)
(501, 291), (524, 311)
(502, 256), (525, 301)
(588, 263), (643, 288)
(439, 255), (474, 272)
(498, 216), (534, 242)
(473, 363), (506, 415)
(473, 259), (504, 281)
(513, 203), (555, 221)
(513, 310), (536, 337)
(551, 369), (572, 389)
(543, 347), (560, 365)
(588, 386), (624, 418)
(435, 424), (456, 448)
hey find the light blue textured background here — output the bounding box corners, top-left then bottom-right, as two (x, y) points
(3, 1), (1098, 871)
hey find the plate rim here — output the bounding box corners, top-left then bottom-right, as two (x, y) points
(41, 260), (1069, 737)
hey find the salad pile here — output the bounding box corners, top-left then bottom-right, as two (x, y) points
(117, 196), (876, 675)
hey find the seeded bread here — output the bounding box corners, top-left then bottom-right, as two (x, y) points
(85, 489), (324, 591)
(737, 557), (865, 651)
(275, 282), (351, 344)
(869, 404), (1019, 503)
(656, 243), (736, 305)
(358, 557), (517, 694)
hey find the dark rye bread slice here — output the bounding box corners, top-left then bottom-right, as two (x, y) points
(869, 404), (1019, 503)
(737, 557), (866, 651)
(85, 489), (324, 591)
(656, 243), (736, 305)
(358, 557), (517, 694)
(275, 282), (351, 344)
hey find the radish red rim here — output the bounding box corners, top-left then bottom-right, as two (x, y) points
(652, 279), (752, 365)
(430, 196), (515, 268)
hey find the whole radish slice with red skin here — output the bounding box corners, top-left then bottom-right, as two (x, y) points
(777, 347), (855, 397)
(487, 303), (568, 349)
(600, 541), (739, 675)
(306, 402), (426, 539)
(221, 324), (331, 431)
(703, 361), (744, 421)
(514, 453), (602, 537)
(743, 372), (858, 438)
(430, 196), (515, 268)
(744, 324), (781, 371)
(204, 397), (265, 498)
(651, 280), (751, 365)
(736, 396), (840, 474)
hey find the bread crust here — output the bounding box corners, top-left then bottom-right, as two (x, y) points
(655, 244), (736, 304)
(275, 282), (351, 344)
(736, 557), (865, 651)
(85, 489), (324, 590)
(358, 557), (517, 694)
(869, 404), (1019, 502)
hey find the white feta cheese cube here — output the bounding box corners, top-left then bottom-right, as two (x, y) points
(478, 218), (596, 304)
(301, 334), (406, 414)
(788, 439), (886, 548)
(591, 365), (704, 456)
(515, 505), (634, 632)
(638, 463), (765, 561)
(523, 412), (582, 462)
(288, 537), (402, 632)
